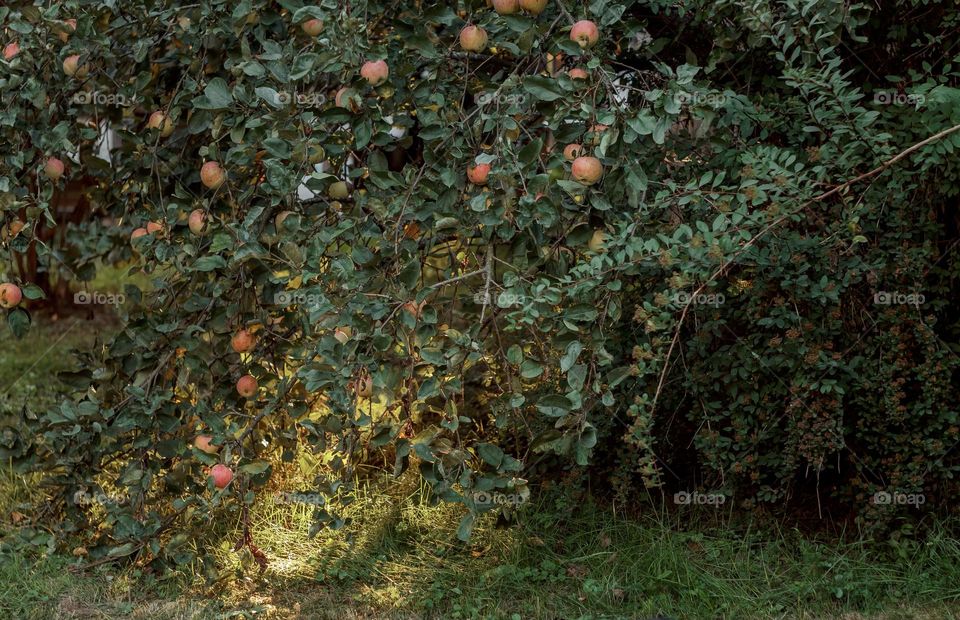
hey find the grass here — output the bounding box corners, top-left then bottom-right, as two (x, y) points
(3, 315), (960, 618)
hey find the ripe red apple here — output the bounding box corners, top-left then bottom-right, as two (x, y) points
(146, 221), (163, 235)
(44, 157), (65, 180)
(520, 0), (549, 14)
(334, 326), (352, 344)
(236, 374), (258, 398)
(200, 161), (225, 189)
(571, 156), (603, 185)
(2, 42), (19, 60)
(0, 283), (22, 309)
(188, 209), (206, 235)
(302, 18), (324, 36)
(568, 67), (589, 80)
(459, 25), (488, 52)
(355, 375), (373, 398)
(563, 144), (583, 161)
(467, 163), (490, 185)
(492, 0), (520, 14)
(360, 60), (389, 86)
(194, 434), (219, 454)
(147, 111), (174, 137)
(570, 20), (599, 48)
(130, 227), (148, 242)
(209, 463), (233, 489)
(62, 54), (87, 77)
(231, 329), (255, 353)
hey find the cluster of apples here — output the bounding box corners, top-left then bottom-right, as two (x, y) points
(458, 10), (604, 187)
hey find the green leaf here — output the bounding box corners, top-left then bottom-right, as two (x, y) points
(523, 76), (564, 102)
(7, 308), (29, 339)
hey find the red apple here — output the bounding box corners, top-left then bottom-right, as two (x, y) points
(231, 329), (255, 353)
(44, 157), (65, 180)
(571, 156), (603, 185)
(130, 227), (148, 242)
(194, 434), (219, 454)
(570, 20), (599, 48)
(467, 163), (490, 185)
(0, 283), (22, 309)
(200, 161), (225, 189)
(302, 18), (324, 36)
(209, 463), (233, 489)
(236, 374), (258, 398)
(520, 0), (549, 14)
(59, 19), (77, 43)
(62, 54), (87, 77)
(492, 0), (520, 14)
(568, 67), (589, 80)
(459, 25), (488, 52)
(360, 60), (389, 86)
(188, 209), (206, 235)
(563, 144), (583, 161)
(2, 42), (19, 60)
(146, 221), (163, 235)
(147, 111), (174, 137)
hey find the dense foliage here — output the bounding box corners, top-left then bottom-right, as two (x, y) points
(3, 0), (960, 566)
